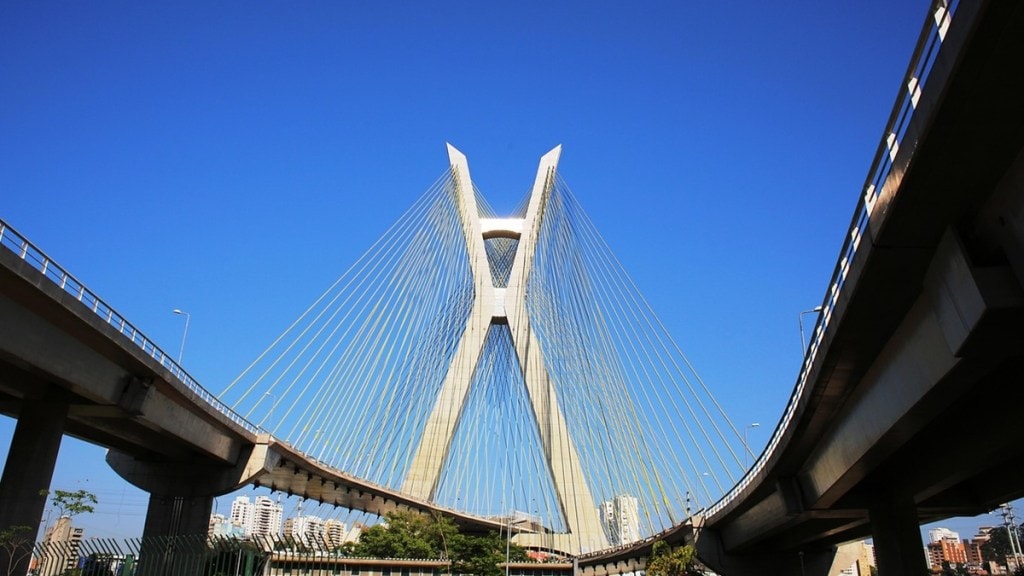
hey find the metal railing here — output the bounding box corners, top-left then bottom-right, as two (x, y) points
(704, 0), (961, 520)
(0, 218), (260, 436)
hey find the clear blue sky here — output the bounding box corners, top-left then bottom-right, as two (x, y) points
(1, 0), (1007, 543)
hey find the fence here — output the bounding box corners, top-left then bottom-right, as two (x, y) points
(28, 535), (265, 576)
(24, 535), (569, 576)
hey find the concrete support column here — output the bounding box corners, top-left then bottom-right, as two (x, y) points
(0, 397), (67, 576)
(143, 494), (214, 538)
(869, 490), (928, 576)
(138, 495), (214, 576)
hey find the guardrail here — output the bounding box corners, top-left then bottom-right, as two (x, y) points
(0, 218), (261, 436)
(704, 0), (960, 520)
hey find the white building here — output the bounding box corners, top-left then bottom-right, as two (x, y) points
(284, 514), (326, 545)
(209, 513), (246, 538)
(227, 495), (282, 538)
(599, 495), (640, 546)
(324, 519), (347, 547)
(230, 496), (255, 536)
(252, 495), (283, 537)
(929, 527), (960, 543)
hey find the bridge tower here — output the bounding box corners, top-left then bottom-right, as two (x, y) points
(401, 145), (608, 554)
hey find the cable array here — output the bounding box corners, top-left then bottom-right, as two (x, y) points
(219, 162), (747, 547)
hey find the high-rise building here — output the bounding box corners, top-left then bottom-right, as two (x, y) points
(38, 516), (84, 575)
(929, 527), (961, 543)
(284, 514), (326, 545)
(324, 519), (347, 548)
(209, 513), (246, 538)
(926, 528), (967, 570)
(226, 495), (283, 538)
(252, 495), (283, 537)
(230, 496), (255, 536)
(598, 495), (640, 546)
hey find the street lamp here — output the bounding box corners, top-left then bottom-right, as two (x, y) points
(506, 515), (528, 576)
(172, 309), (190, 363)
(263, 392), (276, 429)
(744, 422), (760, 467)
(799, 306), (824, 355)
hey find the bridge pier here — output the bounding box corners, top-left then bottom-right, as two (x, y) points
(136, 495), (214, 576)
(143, 494), (214, 538)
(868, 490), (928, 576)
(0, 395), (68, 576)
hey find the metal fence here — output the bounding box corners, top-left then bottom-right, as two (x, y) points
(24, 535), (569, 576)
(27, 535), (265, 576)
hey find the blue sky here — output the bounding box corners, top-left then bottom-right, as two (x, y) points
(1, 0), (1007, 543)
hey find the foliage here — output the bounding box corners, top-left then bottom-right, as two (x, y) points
(0, 525), (34, 576)
(449, 529), (528, 576)
(353, 511), (449, 559)
(47, 489), (98, 518)
(981, 525), (1024, 567)
(350, 511), (528, 576)
(645, 541), (704, 576)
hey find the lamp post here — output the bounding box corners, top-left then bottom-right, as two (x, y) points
(172, 309), (190, 363)
(744, 422), (760, 467)
(506, 515), (527, 576)
(263, 392), (275, 430)
(799, 306), (823, 355)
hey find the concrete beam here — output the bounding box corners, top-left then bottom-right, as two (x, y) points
(107, 435), (277, 498)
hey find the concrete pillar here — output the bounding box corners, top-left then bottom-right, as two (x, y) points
(143, 494), (214, 537)
(0, 397), (67, 576)
(138, 495), (214, 576)
(869, 490), (928, 575)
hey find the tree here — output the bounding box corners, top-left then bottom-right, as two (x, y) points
(448, 530), (528, 576)
(0, 525), (34, 576)
(352, 511), (443, 558)
(982, 525), (1024, 568)
(645, 541), (704, 576)
(49, 489), (98, 519)
(349, 511), (529, 575)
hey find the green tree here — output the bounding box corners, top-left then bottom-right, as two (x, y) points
(0, 525), (35, 576)
(49, 489), (98, 518)
(353, 511), (444, 558)
(350, 511), (528, 575)
(645, 541), (704, 576)
(448, 530), (528, 576)
(981, 525), (1024, 567)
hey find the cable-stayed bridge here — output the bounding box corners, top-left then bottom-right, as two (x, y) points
(209, 142), (746, 556)
(3, 1), (1024, 574)
(0, 139), (747, 558)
